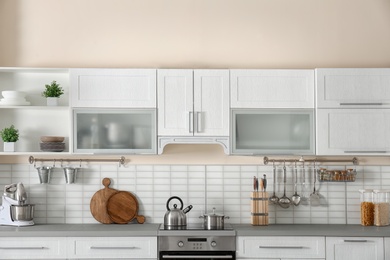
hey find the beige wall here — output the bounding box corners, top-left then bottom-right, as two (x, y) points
(1, 0), (390, 68)
(1, 0), (390, 165)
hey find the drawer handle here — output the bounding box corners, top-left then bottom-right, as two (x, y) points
(0, 247), (46, 250)
(344, 151), (387, 153)
(90, 246), (139, 250)
(162, 256), (233, 259)
(343, 240), (368, 243)
(340, 103), (383, 106)
(259, 246), (305, 249)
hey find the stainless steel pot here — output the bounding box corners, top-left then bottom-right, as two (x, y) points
(200, 208), (229, 230)
(11, 204), (34, 221)
(164, 196), (193, 230)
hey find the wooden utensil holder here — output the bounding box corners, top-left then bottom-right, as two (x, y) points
(251, 191), (268, 226)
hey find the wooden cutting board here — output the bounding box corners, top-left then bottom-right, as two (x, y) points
(90, 178), (119, 224)
(106, 191), (145, 224)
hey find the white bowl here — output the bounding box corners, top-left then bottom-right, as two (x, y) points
(2, 91), (26, 99)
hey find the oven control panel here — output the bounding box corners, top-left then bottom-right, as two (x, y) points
(159, 236), (235, 251)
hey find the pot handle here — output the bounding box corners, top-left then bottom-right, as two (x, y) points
(166, 196), (183, 211)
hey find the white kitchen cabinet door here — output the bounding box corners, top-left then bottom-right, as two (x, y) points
(316, 68), (390, 108)
(70, 237), (157, 259)
(384, 237), (390, 259)
(326, 237), (384, 260)
(316, 109), (390, 155)
(230, 69), (315, 108)
(70, 68), (156, 108)
(194, 70), (230, 136)
(0, 237), (68, 259)
(236, 236), (325, 259)
(157, 69), (229, 136)
(157, 69), (193, 136)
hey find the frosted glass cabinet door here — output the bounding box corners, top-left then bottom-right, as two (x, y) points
(73, 109), (156, 154)
(231, 109), (314, 155)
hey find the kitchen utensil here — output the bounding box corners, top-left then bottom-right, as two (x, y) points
(301, 162), (309, 204)
(310, 162), (320, 206)
(164, 196), (193, 230)
(11, 204), (34, 221)
(63, 167), (78, 184)
(90, 178), (119, 224)
(200, 207), (230, 230)
(36, 166), (52, 184)
(106, 191), (145, 224)
(269, 162), (279, 205)
(291, 161), (301, 206)
(278, 163), (291, 208)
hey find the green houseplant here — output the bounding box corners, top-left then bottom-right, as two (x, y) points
(42, 80), (64, 106)
(0, 125), (19, 152)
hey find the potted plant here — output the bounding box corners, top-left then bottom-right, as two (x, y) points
(0, 125), (19, 152)
(42, 80), (64, 106)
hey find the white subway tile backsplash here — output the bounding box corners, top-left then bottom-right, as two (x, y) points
(0, 163), (386, 225)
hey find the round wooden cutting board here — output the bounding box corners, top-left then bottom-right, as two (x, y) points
(90, 178), (119, 224)
(106, 191), (145, 224)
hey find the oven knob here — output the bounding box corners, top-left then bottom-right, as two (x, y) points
(211, 241), (217, 247)
(178, 241), (184, 247)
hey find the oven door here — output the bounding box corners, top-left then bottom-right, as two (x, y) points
(159, 251), (235, 260)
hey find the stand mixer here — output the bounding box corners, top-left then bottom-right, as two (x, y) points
(0, 182), (34, 226)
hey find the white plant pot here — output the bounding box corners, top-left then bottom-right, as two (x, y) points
(46, 97), (59, 106)
(4, 142), (15, 152)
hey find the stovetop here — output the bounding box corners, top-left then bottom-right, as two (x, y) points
(158, 223), (236, 237)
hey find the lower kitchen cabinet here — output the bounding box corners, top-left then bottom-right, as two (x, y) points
(236, 236), (325, 259)
(69, 237), (157, 259)
(0, 237), (68, 259)
(326, 237), (384, 260)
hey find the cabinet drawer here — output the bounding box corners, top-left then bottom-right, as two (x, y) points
(72, 237), (157, 259)
(326, 237), (384, 260)
(237, 236), (325, 259)
(0, 237), (67, 259)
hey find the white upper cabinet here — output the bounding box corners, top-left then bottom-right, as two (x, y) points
(316, 68), (390, 108)
(157, 69), (229, 136)
(70, 69), (156, 108)
(230, 69), (315, 108)
(317, 109), (390, 155)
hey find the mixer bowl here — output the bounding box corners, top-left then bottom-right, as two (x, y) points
(11, 204), (34, 221)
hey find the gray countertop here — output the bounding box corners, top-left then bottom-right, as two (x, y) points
(0, 223), (389, 237)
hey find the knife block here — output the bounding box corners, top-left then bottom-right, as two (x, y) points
(251, 191), (268, 226)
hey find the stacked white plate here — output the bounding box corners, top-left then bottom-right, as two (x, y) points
(0, 91), (30, 106)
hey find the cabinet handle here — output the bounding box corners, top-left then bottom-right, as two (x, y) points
(259, 245), (305, 249)
(343, 240), (368, 243)
(340, 103), (383, 106)
(189, 112), (194, 133)
(90, 246), (139, 250)
(0, 247), (46, 250)
(344, 151), (387, 153)
(162, 256), (233, 259)
(197, 112), (202, 133)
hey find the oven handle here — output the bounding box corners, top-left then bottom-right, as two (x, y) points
(162, 255), (233, 259)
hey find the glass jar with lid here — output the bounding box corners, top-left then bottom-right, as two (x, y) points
(373, 189), (390, 226)
(359, 189), (374, 226)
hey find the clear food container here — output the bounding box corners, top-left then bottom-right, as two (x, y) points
(359, 189), (374, 226)
(373, 189), (390, 226)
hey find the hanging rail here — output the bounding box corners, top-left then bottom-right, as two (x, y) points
(28, 156), (126, 167)
(263, 156), (358, 165)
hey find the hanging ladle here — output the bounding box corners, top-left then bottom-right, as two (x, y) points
(278, 161), (291, 208)
(291, 161), (301, 206)
(269, 161), (279, 205)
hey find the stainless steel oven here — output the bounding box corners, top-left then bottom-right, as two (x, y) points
(158, 224), (236, 260)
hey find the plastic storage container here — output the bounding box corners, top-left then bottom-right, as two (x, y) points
(359, 189), (374, 226)
(373, 189), (390, 226)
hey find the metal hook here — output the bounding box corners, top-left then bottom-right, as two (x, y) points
(60, 159), (63, 168)
(79, 159), (82, 168)
(53, 159), (56, 168)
